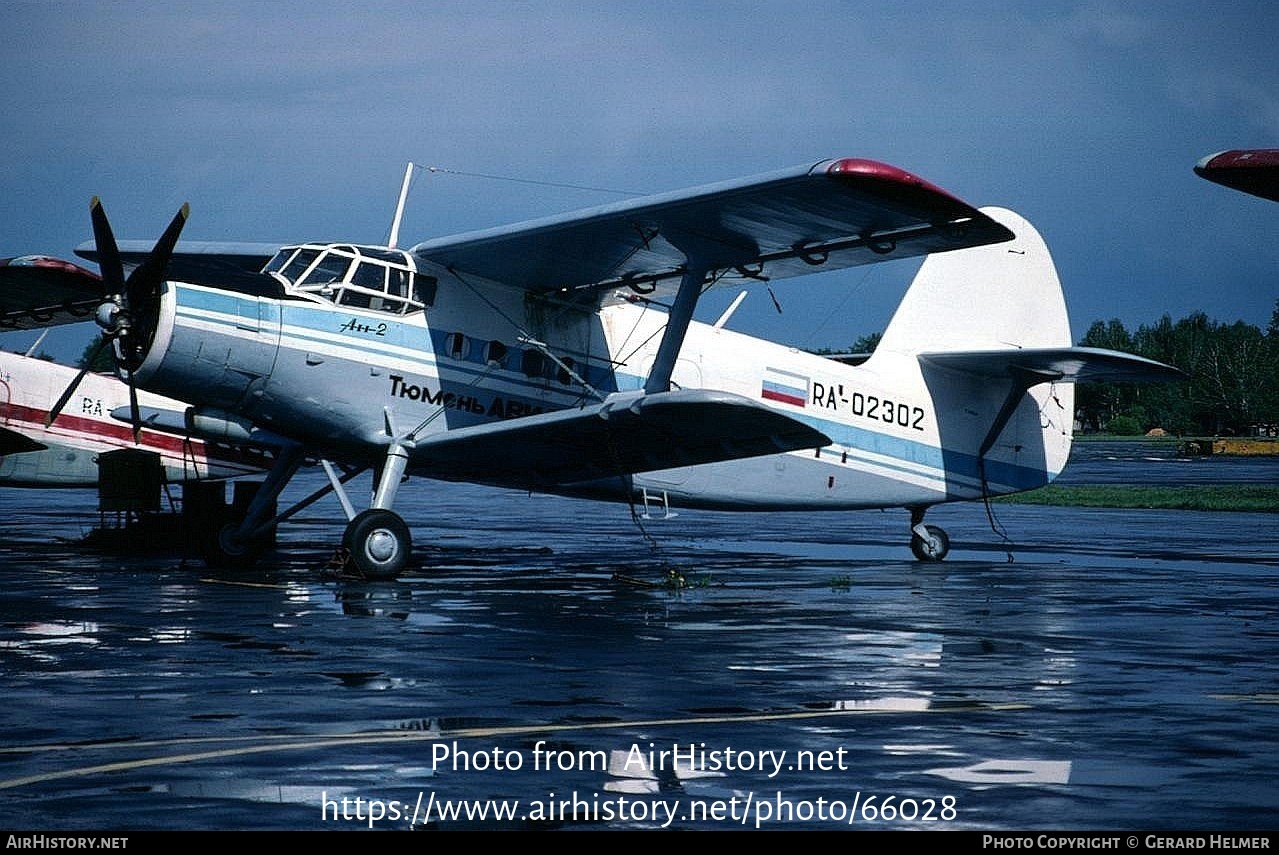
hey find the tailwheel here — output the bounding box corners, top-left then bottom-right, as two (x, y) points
(343, 508), (411, 580)
(910, 523), (950, 562)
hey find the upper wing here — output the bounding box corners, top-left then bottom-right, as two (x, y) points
(0, 256), (102, 330)
(1, 242), (284, 331)
(1195, 150), (1279, 203)
(412, 158), (1014, 297)
(408, 388), (830, 489)
(5, 158), (1004, 326)
(918, 347), (1185, 384)
(74, 240), (286, 294)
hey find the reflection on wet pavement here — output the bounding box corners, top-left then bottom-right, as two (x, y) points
(1, 465), (1277, 829)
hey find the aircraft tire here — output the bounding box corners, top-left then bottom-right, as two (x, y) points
(910, 524), (950, 562)
(344, 509), (411, 580)
(202, 519), (268, 569)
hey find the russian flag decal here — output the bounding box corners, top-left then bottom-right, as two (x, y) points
(761, 367), (808, 407)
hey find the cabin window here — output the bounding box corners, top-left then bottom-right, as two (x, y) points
(521, 349), (547, 379)
(556, 356), (575, 385)
(445, 332), (468, 360)
(484, 340), (508, 368)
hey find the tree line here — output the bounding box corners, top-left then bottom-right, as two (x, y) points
(1075, 303), (1279, 436)
(823, 303), (1279, 437)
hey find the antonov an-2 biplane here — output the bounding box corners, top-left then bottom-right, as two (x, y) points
(0, 158), (1180, 578)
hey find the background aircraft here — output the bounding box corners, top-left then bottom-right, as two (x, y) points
(1194, 149), (1279, 202)
(0, 332), (265, 488)
(0, 158), (1179, 578)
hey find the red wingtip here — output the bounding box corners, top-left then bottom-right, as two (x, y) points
(1195, 149), (1279, 202)
(1196, 149), (1279, 172)
(823, 158), (962, 203)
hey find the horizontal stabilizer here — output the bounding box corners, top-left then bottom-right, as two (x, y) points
(411, 389), (830, 488)
(918, 347), (1184, 384)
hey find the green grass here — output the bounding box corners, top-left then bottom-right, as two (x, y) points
(1071, 433), (1183, 444)
(996, 484), (1279, 513)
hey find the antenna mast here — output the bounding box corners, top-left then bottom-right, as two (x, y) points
(386, 162), (415, 249)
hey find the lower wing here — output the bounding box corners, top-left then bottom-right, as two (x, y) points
(409, 389), (830, 488)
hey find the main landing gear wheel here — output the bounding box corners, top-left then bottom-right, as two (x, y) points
(343, 509), (411, 580)
(910, 524), (950, 562)
(202, 519), (269, 569)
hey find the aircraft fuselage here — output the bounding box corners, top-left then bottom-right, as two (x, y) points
(0, 350), (265, 487)
(133, 265), (1070, 511)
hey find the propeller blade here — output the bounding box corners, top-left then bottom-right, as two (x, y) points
(126, 367), (143, 444)
(45, 335), (111, 426)
(126, 202), (189, 306)
(89, 197), (125, 296)
(80, 200), (189, 435)
(153, 203), (190, 267)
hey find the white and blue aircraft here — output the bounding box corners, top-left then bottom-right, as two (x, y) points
(0, 158), (1179, 578)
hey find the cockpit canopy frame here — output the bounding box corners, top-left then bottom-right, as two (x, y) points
(262, 243), (436, 314)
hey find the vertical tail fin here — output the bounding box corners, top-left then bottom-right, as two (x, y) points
(875, 207), (1072, 357)
(873, 207), (1076, 496)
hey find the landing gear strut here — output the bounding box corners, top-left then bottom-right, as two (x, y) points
(340, 443), (412, 580)
(909, 507), (950, 562)
(197, 438), (416, 580)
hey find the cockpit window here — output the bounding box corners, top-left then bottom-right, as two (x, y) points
(264, 243), (428, 315)
(351, 262), (387, 291)
(387, 268), (408, 298)
(279, 248), (320, 282)
(262, 249), (294, 274)
(414, 275), (437, 306)
(301, 254), (353, 286)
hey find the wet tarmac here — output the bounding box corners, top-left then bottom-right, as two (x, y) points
(1, 445), (1277, 830)
(1058, 440), (1279, 486)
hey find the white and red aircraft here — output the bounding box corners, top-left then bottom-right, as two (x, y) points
(0, 337), (265, 488)
(0, 158), (1179, 578)
(1195, 149), (1279, 202)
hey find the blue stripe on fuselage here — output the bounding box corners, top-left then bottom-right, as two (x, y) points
(173, 286), (619, 393)
(172, 285), (1053, 493)
(795, 411), (1054, 493)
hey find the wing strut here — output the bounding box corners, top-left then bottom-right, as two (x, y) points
(643, 264), (707, 394)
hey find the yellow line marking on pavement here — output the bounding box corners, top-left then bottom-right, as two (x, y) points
(0, 702), (1029, 790)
